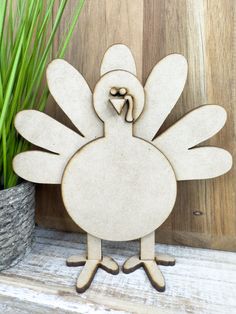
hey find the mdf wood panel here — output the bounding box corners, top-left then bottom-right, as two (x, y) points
(36, 0), (235, 250)
(36, 0), (144, 232)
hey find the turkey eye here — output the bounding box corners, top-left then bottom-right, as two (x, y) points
(110, 87), (118, 96)
(119, 88), (127, 96)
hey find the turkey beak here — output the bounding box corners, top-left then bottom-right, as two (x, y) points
(109, 98), (126, 115)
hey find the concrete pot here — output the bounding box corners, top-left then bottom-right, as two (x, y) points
(0, 181), (35, 271)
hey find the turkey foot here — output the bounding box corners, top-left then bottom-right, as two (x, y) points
(122, 256), (166, 292)
(155, 253), (175, 266)
(122, 231), (175, 292)
(67, 255), (119, 293)
(66, 234), (119, 293)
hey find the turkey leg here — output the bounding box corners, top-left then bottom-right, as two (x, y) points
(122, 231), (175, 292)
(66, 233), (119, 293)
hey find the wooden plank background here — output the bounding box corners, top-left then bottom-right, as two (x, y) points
(36, 0), (236, 251)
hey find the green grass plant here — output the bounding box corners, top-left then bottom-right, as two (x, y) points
(0, 0), (85, 189)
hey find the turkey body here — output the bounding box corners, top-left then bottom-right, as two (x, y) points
(62, 136), (177, 241)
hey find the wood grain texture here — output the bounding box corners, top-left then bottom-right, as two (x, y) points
(36, 0), (235, 250)
(142, 0), (235, 250)
(0, 228), (236, 313)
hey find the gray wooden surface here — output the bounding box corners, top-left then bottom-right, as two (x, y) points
(0, 227), (235, 314)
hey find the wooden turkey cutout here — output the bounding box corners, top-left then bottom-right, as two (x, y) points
(13, 44), (232, 293)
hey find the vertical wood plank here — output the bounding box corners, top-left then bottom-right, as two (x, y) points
(143, 0), (208, 246)
(204, 0), (236, 248)
(144, 0), (235, 250)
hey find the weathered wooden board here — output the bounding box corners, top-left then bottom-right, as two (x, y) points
(142, 0), (236, 251)
(35, 0), (236, 251)
(0, 228), (236, 313)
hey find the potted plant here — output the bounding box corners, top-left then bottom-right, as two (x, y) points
(0, 0), (84, 270)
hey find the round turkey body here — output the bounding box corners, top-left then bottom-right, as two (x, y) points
(62, 136), (177, 241)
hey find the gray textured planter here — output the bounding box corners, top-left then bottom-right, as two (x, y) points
(0, 181), (35, 271)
